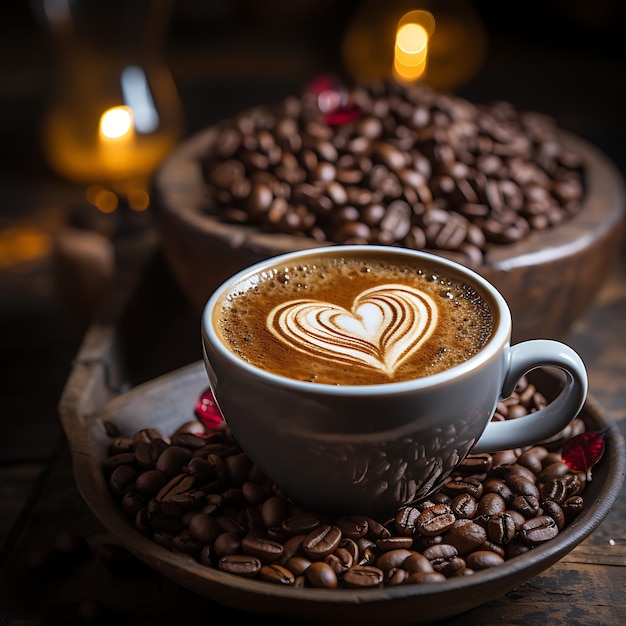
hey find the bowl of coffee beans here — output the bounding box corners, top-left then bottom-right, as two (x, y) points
(152, 80), (626, 342)
(69, 362), (623, 624)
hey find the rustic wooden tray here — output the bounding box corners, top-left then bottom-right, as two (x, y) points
(152, 126), (626, 343)
(58, 238), (625, 624)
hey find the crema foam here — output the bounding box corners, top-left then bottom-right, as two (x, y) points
(214, 253), (494, 385)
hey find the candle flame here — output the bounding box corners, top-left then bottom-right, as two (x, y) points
(393, 11), (435, 82)
(100, 106), (133, 139)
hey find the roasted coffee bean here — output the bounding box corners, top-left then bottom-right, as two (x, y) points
(339, 538), (360, 564)
(282, 512), (322, 535)
(540, 474), (583, 505)
(306, 561), (338, 588)
(407, 571), (447, 584)
(343, 565), (384, 588)
(517, 447), (548, 474)
(260, 495), (288, 529)
(457, 453), (493, 475)
(394, 506), (420, 536)
(324, 547), (354, 576)
(375, 549), (414, 573)
(423, 544), (465, 576)
(201, 82), (585, 263)
(402, 552), (434, 574)
(213, 532), (242, 557)
(520, 515), (559, 545)
(173, 530), (202, 555)
(302, 525), (342, 560)
(109, 464), (137, 495)
(103, 382), (588, 589)
(218, 554), (261, 578)
(386, 567), (410, 586)
(465, 550), (505, 570)
(285, 555), (312, 576)
(135, 440), (166, 468)
(135, 469), (169, 497)
(442, 477), (483, 499)
(336, 515), (369, 540)
(450, 493), (478, 519)
(562, 496), (585, 522)
(512, 495), (540, 518)
(241, 535), (284, 563)
(488, 512), (518, 545)
(417, 504), (456, 536)
(259, 563), (295, 585)
(481, 479), (514, 505)
(445, 520), (487, 554)
(188, 513), (222, 545)
(537, 462), (571, 483)
(376, 536), (414, 552)
(133, 428), (168, 445)
(506, 474), (540, 499)
(156, 446), (192, 476)
(365, 516), (391, 540)
(103, 453), (136, 475)
(542, 500), (566, 530)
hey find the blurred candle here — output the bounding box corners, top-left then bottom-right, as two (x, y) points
(35, 0), (183, 207)
(343, 0), (486, 91)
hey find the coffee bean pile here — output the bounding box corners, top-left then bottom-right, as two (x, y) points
(201, 81), (585, 268)
(103, 377), (588, 589)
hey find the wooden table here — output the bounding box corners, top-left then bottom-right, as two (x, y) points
(1, 230), (625, 625)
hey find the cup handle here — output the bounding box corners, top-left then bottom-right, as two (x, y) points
(472, 340), (588, 453)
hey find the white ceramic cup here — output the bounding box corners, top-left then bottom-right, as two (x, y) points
(201, 245), (588, 517)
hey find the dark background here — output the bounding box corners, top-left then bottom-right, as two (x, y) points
(1, 0), (625, 553)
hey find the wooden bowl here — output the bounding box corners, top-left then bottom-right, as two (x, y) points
(61, 361), (625, 625)
(151, 128), (626, 343)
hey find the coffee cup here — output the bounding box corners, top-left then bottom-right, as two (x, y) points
(201, 245), (588, 517)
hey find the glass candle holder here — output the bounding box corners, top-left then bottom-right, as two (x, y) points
(35, 0), (184, 212)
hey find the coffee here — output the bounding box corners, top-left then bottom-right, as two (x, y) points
(214, 251), (495, 385)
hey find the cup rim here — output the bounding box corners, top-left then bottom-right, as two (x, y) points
(201, 245), (512, 395)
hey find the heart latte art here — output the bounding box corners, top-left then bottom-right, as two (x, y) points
(266, 284), (438, 377)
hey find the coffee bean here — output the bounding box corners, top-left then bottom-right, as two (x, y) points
(488, 512), (518, 545)
(259, 563), (295, 585)
(135, 469), (169, 497)
(218, 554), (262, 577)
(445, 520), (487, 554)
(213, 532), (242, 557)
(375, 549), (414, 573)
(465, 550), (505, 570)
(562, 496), (585, 522)
(241, 535), (284, 563)
(407, 571), (448, 584)
(376, 536), (414, 551)
(109, 464), (137, 495)
(394, 506), (420, 536)
(306, 561), (338, 588)
(325, 547), (354, 576)
(156, 446), (192, 476)
(542, 500), (566, 530)
(103, 378), (588, 589)
(520, 515), (560, 545)
(285, 555), (312, 576)
(343, 565), (384, 588)
(302, 525), (342, 560)
(450, 493), (478, 519)
(188, 513), (222, 545)
(417, 504), (456, 536)
(201, 82), (586, 264)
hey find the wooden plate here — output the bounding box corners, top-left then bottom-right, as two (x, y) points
(151, 127), (626, 343)
(60, 361), (625, 625)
